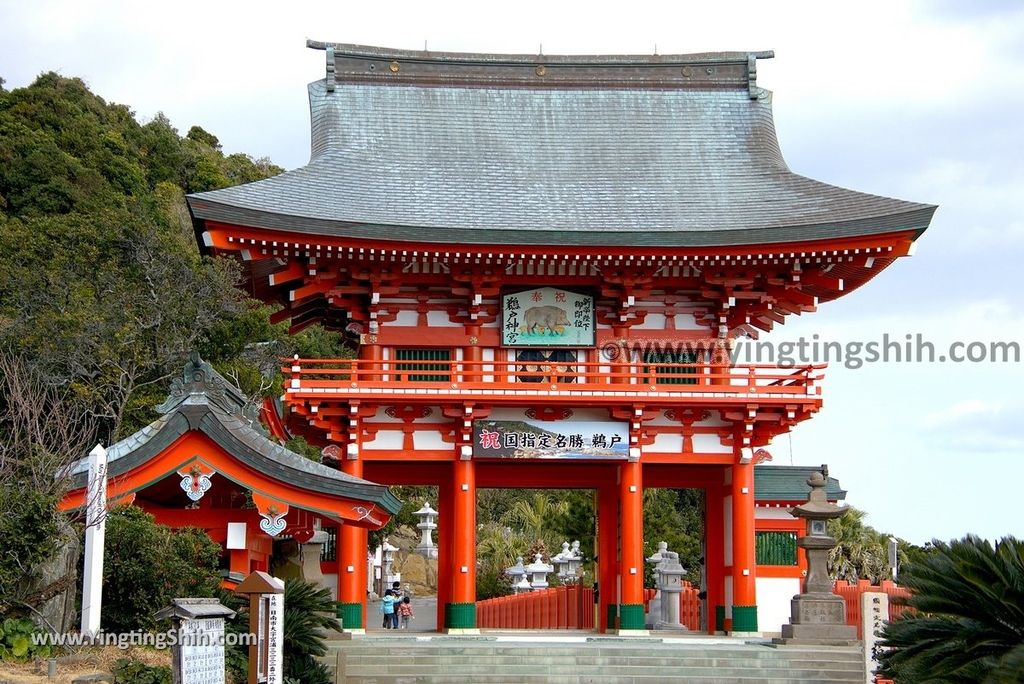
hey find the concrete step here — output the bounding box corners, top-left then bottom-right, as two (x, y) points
(325, 637), (865, 684)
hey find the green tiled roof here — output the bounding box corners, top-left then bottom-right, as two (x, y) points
(755, 465), (846, 502)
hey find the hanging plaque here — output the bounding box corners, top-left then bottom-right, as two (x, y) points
(501, 287), (594, 347)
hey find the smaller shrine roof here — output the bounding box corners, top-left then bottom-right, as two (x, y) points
(754, 465), (846, 503)
(66, 353), (400, 515)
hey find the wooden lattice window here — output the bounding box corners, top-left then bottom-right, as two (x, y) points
(755, 531), (798, 566)
(642, 350), (698, 385)
(393, 348), (451, 382)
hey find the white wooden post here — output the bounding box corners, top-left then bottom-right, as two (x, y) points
(80, 444), (108, 636)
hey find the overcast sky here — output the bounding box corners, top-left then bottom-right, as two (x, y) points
(2, 0), (1022, 546)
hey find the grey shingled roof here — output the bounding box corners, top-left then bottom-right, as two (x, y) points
(187, 44), (934, 248)
(754, 465), (847, 502)
(67, 354), (400, 515)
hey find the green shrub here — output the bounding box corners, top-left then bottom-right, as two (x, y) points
(0, 617), (53, 662)
(102, 506), (221, 632)
(112, 657), (172, 684)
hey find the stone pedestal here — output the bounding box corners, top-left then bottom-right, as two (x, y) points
(779, 593), (857, 643)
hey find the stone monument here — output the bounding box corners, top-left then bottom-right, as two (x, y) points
(777, 470), (858, 645)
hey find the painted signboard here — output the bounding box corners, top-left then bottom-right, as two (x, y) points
(501, 287), (594, 347)
(473, 419), (628, 459)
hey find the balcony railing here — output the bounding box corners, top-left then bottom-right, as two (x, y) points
(283, 358), (824, 401)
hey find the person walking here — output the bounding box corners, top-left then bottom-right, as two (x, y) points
(398, 595), (415, 629)
(381, 589), (399, 629)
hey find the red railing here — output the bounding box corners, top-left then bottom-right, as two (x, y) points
(284, 357), (824, 399)
(833, 579), (912, 638)
(475, 582), (703, 631)
(477, 585), (595, 630)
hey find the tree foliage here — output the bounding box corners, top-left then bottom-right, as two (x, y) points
(101, 506), (221, 633)
(879, 535), (1024, 683)
(0, 351), (97, 617)
(827, 506), (924, 583)
(0, 73), (299, 443)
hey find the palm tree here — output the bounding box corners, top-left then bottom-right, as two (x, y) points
(282, 578), (341, 684)
(501, 491), (569, 546)
(827, 506), (889, 583)
(878, 535), (1024, 683)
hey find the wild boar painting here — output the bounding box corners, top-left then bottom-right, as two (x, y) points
(502, 287), (594, 347)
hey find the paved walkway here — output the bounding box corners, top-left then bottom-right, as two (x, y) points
(367, 596), (438, 632)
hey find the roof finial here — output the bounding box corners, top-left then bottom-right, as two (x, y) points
(424, 39), (428, 52)
(539, 43), (543, 56)
(654, 43), (658, 55)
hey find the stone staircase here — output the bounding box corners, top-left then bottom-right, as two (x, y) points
(324, 635), (865, 684)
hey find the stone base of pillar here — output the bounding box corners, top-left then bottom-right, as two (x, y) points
(615, 628), (651, 636)
(444, 628), (482, 635)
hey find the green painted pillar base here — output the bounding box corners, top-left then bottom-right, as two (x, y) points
(605, 604), (618, 630)
(338, 602), (362, 629)
(714, 605), (726, 632)
(445, 602), (477, 629)
(618, 603), (645, 630)
(731, 604), (758, 632)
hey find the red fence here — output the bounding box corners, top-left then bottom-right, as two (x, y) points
(477, 585), (595, 630)
(833, 579), (912, 638)
(476, 582), (703, 631)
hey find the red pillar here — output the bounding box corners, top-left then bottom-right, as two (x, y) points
(618, 460), (645, 631)
(730, 461), (758, 632)
(705, 479), (725, 633)
(338, 457), (367, 630)
(597, 484), (619, 632)
(464, 327), (482, 383)
(437, 472), (454, 631)
(446, 457), (478, 630)
(359, 335), (382, 381)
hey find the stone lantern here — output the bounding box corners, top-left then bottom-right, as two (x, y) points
(525, 553), (554, 591)
(505, 556), (528, 594)
(564, 540), (584, 581)
(647, 541), (669, 569)
(778, 470), (858, 644)
(413, 501), (438, 559)
(654, 551), (688, 631)
(552, 540), (585, 582)
(377, 538), (400, 598)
